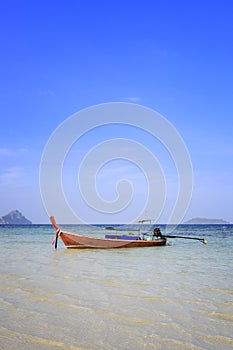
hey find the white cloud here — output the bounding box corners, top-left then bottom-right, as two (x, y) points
(0, 148), (13, 156)
(0, 166), (25, 184)
(123, 97), (141, 103)
(0, 147), (30, 157)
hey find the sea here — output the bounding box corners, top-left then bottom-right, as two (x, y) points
(0, 224), (232, 350)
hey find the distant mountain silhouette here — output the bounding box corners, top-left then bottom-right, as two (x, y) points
(184, 217), (230, 224)
(0, 210), (32, 224)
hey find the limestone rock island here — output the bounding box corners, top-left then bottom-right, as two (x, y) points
(0, 210), (32, 225)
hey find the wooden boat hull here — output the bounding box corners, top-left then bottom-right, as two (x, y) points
(50, 217), (207, 248)
(59, 230), (166, 249)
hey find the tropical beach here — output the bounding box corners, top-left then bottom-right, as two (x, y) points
(1, 1), (233, 349)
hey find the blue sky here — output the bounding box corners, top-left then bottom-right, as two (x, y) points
(0, 0), (232, 223)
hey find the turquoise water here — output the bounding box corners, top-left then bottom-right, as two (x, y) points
(0, 224), (232, 350)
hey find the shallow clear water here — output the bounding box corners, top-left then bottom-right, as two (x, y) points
(0, 224), (232, 349)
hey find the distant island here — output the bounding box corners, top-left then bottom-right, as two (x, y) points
(184, 217), (230, 224)
(0, 210), (32, 225)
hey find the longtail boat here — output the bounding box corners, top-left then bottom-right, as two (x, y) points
(50, 216), (167, 249)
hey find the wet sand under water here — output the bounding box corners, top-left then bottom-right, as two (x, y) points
(0, 224), (233, 349)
